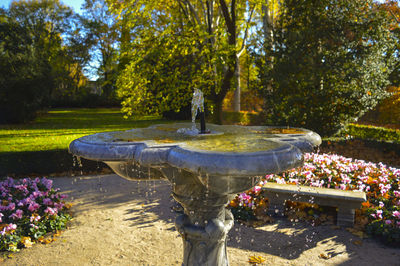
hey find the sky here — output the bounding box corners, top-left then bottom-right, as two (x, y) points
(0, 0), (86, 14)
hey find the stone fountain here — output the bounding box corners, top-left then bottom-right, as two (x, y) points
(69, 90), (321, 266)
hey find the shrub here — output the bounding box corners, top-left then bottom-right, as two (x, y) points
(343, 124), (400, 143)
(0, 177), (71, 252)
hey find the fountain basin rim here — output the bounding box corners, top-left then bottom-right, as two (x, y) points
(69, 138), (304, 176)
(68, 123), (321, 176)
(69, 137), (298, 160)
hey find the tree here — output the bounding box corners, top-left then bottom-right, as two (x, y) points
(258, 0), (397, 136)
(0, 9), (50, 123)
(82, 0), (119, 101)
(109, 0), (259, 123)
(7, 0), (75, 100)
(0, 1), (79, 123)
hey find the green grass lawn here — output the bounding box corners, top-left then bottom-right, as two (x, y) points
(0, 108), (168, 153)
(0, 108), (172, 176)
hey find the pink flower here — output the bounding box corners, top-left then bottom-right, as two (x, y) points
(379, 201), (385, 208)
(28, 202), (40, 212)
(376, 210), (383, 219)
(275, 177), (286, 184)
(253, 186), (261, 193)
(393, 211), (400, 219)
(340, 174), (351, 184)
(30, 214), (41, 222)
(379, 183), (391, 195)
(265, 174), (274, 180)
(44, 207), (57, 216)
(0, 213), (3, 223)
(7, 223), (17, 231)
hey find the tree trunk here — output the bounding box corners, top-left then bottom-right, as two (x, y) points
(214, 98), (224, 124)
(262, 1), (274, 99)
(233, 55), (241, 112)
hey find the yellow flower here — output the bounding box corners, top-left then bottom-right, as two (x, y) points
(21, 237), (34, 248)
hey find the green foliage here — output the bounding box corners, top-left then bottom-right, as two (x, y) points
(377, 86), (400, 125)
(0, 12), (52, 123)
(343, 123), (400, 143)
(219, 111), (263, 125)
(230, 206), (256, 221)
(109, 0), (258, 123)
(258, 0), (397, 136)
(116, 36), (195, 116)
(366, 219), (400, 246)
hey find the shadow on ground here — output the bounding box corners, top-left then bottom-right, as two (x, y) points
(54, 174), (400, 265)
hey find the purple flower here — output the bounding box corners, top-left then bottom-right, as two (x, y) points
(41, 178), (53, 190)
(54, 202), (64, 210)
(10, 209), (23, 220)
(58, 194), (68, 200)
(385, 220), (392, 225)
(43, 198), (53, 206)
(8, 202), (15, 211)
(28, 202), (40, 212)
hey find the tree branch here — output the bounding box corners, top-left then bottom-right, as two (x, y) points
(237, 4), (255, 57)
(219, 0), (236, 45)
(183, 0), (201, 25)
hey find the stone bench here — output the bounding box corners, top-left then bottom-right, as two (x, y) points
(261, 183), (366, 227)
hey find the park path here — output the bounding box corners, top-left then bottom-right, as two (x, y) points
(3, 174), (400, 265)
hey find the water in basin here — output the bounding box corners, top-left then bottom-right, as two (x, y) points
(80, 123), (310, 153)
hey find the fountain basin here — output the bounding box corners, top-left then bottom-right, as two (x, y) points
(69, 123), (320, 177)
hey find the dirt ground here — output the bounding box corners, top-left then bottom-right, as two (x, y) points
(3, 174), (400, 266)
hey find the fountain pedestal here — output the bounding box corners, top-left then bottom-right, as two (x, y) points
(166, 168), (244, 266)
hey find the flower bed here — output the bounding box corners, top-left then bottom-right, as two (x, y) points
(229, 153), (400, 245)
(0, 177), (71, 252)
